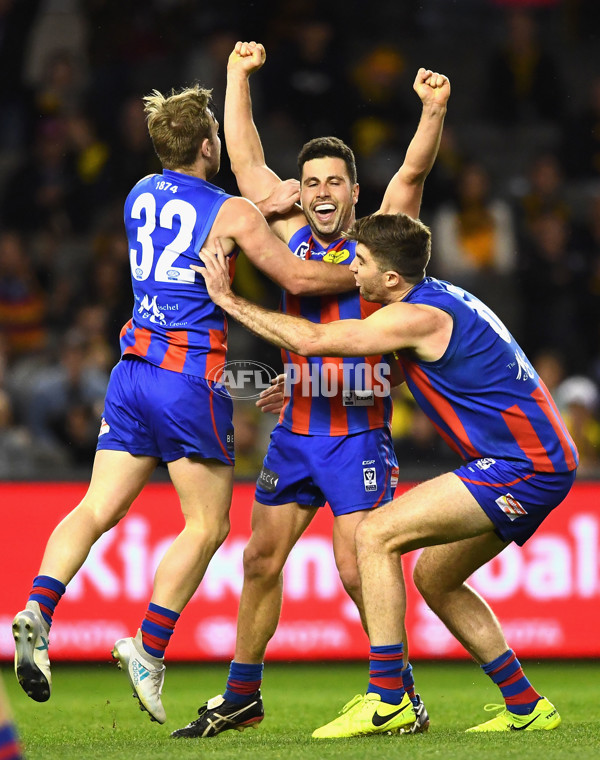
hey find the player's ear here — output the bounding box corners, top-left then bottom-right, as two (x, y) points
(385, 270), (400, 288)
(201, 137), (212, 158)
(352, 183), (359, 205)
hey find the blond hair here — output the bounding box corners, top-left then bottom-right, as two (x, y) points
(143, 84), (215, 170)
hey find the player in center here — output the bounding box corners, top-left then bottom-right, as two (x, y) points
(172, 41), (450, 738)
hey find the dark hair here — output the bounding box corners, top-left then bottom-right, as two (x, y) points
(297, 136), (357, 185)
(346, 213), (431, 283)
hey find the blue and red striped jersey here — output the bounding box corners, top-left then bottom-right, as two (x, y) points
(279, 224), (393, 436)
(397, 278), (578, 473)
(121, 169), (236, 378)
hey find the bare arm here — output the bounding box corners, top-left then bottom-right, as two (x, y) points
(209, 197), (355, 296)
(378, 68), (451, 218)
(225, 41), (304, 240)
(194, 242), (444, 356)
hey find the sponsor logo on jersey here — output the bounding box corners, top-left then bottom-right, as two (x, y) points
(294, 241), (310, 260)
(98, 417), (110, 437)
(323, 249), (350, 264)
(138, 294), (167, 325)
(476, 458), (496, 470)
(363, 467), (377, 492)
(342, 390), (375, 406)
(258, 466), (280, 493)
(362, 460), (375, 465)
(495, 493), (528, 521)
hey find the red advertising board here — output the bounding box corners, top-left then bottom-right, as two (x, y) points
(1, 481), (599, 661)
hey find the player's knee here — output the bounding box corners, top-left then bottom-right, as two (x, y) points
(339, 567), (362, 607)
(355, 512), (390, 554)
(412, 560), (435, 600)
(413, 559), (451, 607)
(79, 498), (129, 533)
(242, 540), (285, 582)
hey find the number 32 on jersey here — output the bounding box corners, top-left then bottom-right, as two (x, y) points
(129, 192), (197, 284)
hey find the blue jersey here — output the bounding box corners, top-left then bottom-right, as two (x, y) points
(120, 169), (236, 378)
(397, 278), (578, 473)
(279, 225), (393, 436)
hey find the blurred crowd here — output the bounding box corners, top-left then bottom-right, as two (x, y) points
(0, 0), (599, 479)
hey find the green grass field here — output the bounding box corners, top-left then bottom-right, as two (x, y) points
(2, 661), (599, 760)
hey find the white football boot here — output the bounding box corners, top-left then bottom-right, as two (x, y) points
(13, 600), (52, 702)
(112, 630), (166, 724)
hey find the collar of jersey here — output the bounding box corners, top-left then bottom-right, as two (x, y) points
(162, 168), (214, 187)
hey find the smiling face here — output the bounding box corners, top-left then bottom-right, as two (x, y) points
(300, 157), (359, 244)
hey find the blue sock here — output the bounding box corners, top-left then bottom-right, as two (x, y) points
(140, 602), (179, 658)
(402, 662), (419, 706)
(482, 650), (541, 715)
(367, 643), (405, 705)
(28, 575), (66, 627)
(0, 723), (23, 760)
(223, 661), (264, 704)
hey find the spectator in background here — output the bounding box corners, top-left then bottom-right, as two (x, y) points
(0, 230), (47, 360)
(23, 328), (108, 458)
(0, 0), (42, 151)
(65, 113), (112, 232)
(31, 49), (86, 121)
(579, 193), (600, 370)
(514, 152), (571, 244)
(431, 161), (519, 330)
(519, 212), (587, 367)
(108, 95), (161, 198)
(348, 43), (412, 214)
(231, 402), (270, 479)
(482, 7), (565, 126)
(0, 387), (38, 478)
(555, 375), (600, 475)
(531, 347), (567, 396)
(2, 118), (77, 235)
(262, 18), (347, 142)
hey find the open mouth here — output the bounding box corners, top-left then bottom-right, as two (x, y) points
(313, 202), (336, 224)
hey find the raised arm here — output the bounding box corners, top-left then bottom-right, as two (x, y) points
(225, 41), (304, 240)
(378, 68), (451, 218)
(209, 197), (355, 297)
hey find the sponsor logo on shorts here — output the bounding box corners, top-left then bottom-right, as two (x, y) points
(391, 466), (399, 489)
(98, 417), (110, 437)
(363, 467), (377, 492)
(495, 493), (528, 521)
(476, 458), (496, 470)
(258, 466), (280, 493)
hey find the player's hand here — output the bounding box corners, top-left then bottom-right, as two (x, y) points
(192, 238), (233, 306)
(258, 179), (301, 219)
(413, 68), (451, 108)
(256, 374), (287, 414)
(228, 40), (266, 76)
